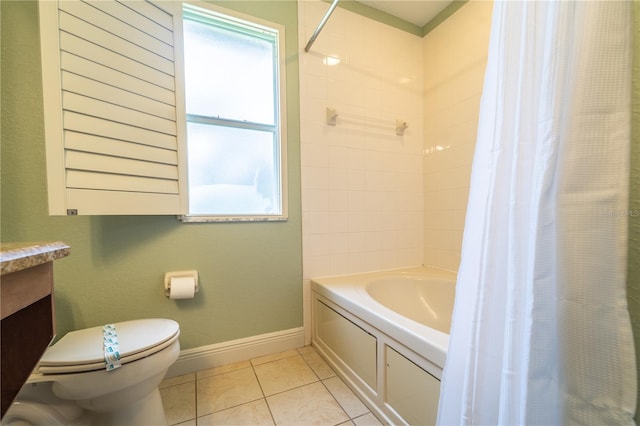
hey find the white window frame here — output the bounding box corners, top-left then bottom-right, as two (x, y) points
(177, 1), (289, 223)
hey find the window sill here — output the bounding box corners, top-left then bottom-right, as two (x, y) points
(178, 215), (288, 223)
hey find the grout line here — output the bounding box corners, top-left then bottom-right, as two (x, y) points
(249, 360), (278, 425)
(261, 379), (322, 398)
(263, 396), (277, 426)
(297, 348), (354, 424)
(318, 376), (353, 423)
(194, 375), (198, 424)
(250, 362), (268, 399)
(196, 397), (269, 424)
(297, 347), (323, 382)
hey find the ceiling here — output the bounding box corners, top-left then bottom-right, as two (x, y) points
(357, 1), (454, 27)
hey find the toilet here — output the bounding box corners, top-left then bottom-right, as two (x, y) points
(2, 318), (180, 426)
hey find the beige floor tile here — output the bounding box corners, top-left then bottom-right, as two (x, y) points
(323, 376), (368, 418)
(172, 420), (196, 426)
(267, 382), (349, 426)
(253, 355), (319, 396)
(295, 346), (316, 356)
(196, 360), (251, 379)
(197, 367), (264, 416)
(298, 347), (336, 380)
(197, 399), (275, 426)
(160, 373), (195, 388)
(251, 349), (300, 366)
(352, 412), (383, 426)
(160, 381), (196, 425)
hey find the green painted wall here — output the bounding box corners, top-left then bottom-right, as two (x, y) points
(0, 0), (302, 350)
(630, 2), (640, 421)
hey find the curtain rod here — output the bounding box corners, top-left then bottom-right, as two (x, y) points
(304, 0), (340, 53)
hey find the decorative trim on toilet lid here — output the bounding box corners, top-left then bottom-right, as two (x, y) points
(103, 324), (122, 371)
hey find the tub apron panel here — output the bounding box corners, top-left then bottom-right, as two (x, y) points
(311, 266), (456, 426)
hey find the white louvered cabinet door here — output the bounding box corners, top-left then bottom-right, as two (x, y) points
(39, 0), (188, 215)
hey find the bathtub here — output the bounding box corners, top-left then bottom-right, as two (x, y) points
(311, 266), (456, 426)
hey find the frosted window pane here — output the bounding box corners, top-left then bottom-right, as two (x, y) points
(183, 19), (275, 124)
(187, 123), (279, 215)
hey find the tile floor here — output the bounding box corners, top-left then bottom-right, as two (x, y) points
(159, 346), (383, 426)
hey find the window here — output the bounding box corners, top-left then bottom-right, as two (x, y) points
(38, 0), (287, 220)
(181, 3), (287, 221)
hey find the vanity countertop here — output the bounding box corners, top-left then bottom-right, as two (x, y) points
(0, 242), (70, 276)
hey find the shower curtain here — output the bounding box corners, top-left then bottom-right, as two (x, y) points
(437, 1), (636, 425)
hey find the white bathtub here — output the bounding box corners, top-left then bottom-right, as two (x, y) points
(311, 266), (456, 425)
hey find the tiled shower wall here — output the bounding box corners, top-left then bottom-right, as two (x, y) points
(298, 1), (424, 284)
(422, 1), (493, 271)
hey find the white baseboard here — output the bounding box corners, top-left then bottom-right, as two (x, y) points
(166, 327), (305, 378)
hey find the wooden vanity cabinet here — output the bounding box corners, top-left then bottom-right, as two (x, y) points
(0, 242), (69, 418)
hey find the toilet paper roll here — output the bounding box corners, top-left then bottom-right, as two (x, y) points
(169, 276), (196, 299)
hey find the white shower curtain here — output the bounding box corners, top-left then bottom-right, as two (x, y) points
(437, 1), (636, 425)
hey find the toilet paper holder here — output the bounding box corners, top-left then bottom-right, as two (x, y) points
(164, 270), (199, 298)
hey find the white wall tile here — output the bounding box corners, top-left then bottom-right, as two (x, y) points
(302, 166), (329, 190)
(301, 189), (329, 212)
(305, 211), (331, 235)
(365, 251), (383, 271)
(300, 73), (328, 101)
(422, 1), (493, 270)
(330, 254), (351, 275)
(328, 212), (349, 233)
(328, 191), (348, 212)
(330, 233), (349, 254)
(300, 0), (425, 281)
(303, 255), (331, 280)
(329, 168), (348, 190)
(303, 234), (331, 257)
(298, 1), (491, 278)
(301, 143), (329, 168)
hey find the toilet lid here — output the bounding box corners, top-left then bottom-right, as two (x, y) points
(38, 318), (180, 374)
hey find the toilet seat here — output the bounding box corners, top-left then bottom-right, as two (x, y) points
(38, 318), (180, 374)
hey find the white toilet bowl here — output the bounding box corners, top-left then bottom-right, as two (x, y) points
(2, 318), (180, 426)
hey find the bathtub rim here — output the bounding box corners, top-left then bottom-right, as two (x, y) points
(310, 265), (456, 370)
